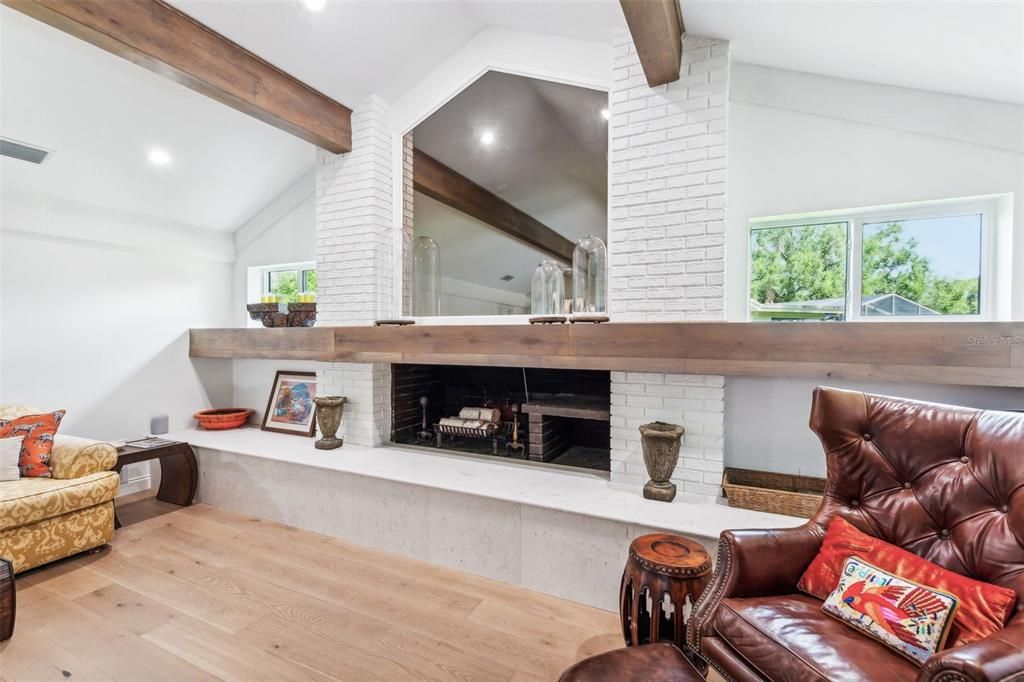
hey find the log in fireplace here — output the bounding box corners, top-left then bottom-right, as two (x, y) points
(391, 364), (610, 471)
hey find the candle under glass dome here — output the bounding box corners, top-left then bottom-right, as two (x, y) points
(572, 235), (607, 314)
(413, 236), (442, 316)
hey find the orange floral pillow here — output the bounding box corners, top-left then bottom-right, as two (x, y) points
(799, 517), (1016, 648)
(0, 410), (66, 478)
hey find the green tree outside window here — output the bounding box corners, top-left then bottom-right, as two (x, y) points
(269, 270), (300, 303)
(861, 223), (979, 315)
(750, 222), (848, 307)
(750, 219), (981, 319)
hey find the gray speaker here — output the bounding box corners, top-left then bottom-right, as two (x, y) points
(150, 414), (169, 435)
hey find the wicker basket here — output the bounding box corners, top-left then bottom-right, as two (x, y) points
(722, 467), (825, 518)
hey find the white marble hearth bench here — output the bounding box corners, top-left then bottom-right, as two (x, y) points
(168, 426), (801, 611)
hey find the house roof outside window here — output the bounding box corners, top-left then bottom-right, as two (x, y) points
(750, 293), (940, 320)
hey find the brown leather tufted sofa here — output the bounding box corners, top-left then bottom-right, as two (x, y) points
(687, 387), (1024, 681)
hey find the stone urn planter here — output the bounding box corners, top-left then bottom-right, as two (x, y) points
(639, 421), (685, 502)
(313, 396), (346, 450)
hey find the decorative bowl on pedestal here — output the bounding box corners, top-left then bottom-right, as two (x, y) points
(287, 302), (317, 327)
(246, 303), (287, 328)
(246, 302), (316, 328)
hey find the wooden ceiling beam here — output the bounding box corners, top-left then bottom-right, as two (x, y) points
(619, 0), (684, 87)
(412, 148), (575, 264)
(1, 0), (352, 153)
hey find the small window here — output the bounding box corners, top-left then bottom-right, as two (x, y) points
(261, 262), (317, 303)
(268, 269), (300, 302)
(859, 215), (982, 317)
(749, 200), (992, 322)
(749, 222), (848, 321)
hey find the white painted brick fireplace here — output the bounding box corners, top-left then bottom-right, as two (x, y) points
(188, 31), (780, 613)
(311, 31), (730, 493)
(607, 29), (729, 498)
(315, 94), (393, 446)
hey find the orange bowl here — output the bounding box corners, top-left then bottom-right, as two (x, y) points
(193, 408), (253, 430)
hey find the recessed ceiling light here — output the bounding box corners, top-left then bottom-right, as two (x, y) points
(302, 0), (326, 11)
(480, 130), (495, 146)
(601, 107), (610, 121)
(146, 147), (172, 166)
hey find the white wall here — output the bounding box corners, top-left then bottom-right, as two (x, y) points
(727, 377), (1024, 478)
(232, 169), (315, 327)
(441, 276), (529, 315)
(230, 359), (320, 423)
(726, 63), (1024, 322)
(226, 170), (320, 425)
(2, 169), (318, 470)
(1, 191), (234, 492)
(723, 65), (1024, 476)
(0, 222), (5, 403)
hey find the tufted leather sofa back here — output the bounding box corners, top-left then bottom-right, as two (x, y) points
(808, 387), (1024, 613)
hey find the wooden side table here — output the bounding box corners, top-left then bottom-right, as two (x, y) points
(114, 440), (197, 528)
(0, 557), (14, 641)
(619, 533), (711, 650)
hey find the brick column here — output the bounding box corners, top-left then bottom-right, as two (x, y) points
(608, 30), (729, 498)
(401, 132), (415, 316)
(315, 95), (394, 446)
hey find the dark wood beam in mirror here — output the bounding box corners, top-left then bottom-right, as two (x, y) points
(1, 0), (353, 153)
(413, 148), (575, 264)
(619, 0), (684, 87)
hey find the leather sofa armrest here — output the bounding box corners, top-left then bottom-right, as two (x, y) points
(919, 616), (1024, 682)
(688, 524), (824, 648)
(49, 436), (118, 479)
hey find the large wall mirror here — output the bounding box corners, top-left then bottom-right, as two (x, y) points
(406, 70), (608, 317)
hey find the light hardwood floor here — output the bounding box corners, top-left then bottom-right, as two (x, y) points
(0, 499), (623, 682)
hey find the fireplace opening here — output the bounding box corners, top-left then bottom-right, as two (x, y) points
(391, 364), (610, 472)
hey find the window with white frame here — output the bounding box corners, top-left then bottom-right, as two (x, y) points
(748, 200), (992, 322)
(261, 262), (317, 303)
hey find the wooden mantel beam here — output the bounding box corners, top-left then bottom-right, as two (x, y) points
(619, 0), (684, 87)
(2, 0), (352, 153)
(189, 322), (1024, 389)
(413, 148), (575, 264)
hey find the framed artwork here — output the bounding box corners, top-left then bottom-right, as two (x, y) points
(262, 370), (317, 436)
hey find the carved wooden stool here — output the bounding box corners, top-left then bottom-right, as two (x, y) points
(619, 533), (711, 650)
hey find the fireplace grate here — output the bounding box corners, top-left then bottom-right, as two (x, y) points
(391, 363), (610, 472)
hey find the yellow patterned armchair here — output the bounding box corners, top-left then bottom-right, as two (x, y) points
(0, 405), (119, 573)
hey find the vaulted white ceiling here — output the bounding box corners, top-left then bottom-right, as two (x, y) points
(170, 0), (624, 106)
(683, 1), (1024, 106)
(2, 0), (1019, 243)
(0, 6), (314, 232)
(170, 0), (1024, 108)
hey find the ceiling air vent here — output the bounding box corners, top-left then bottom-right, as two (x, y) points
(0, 137), (50, 164)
